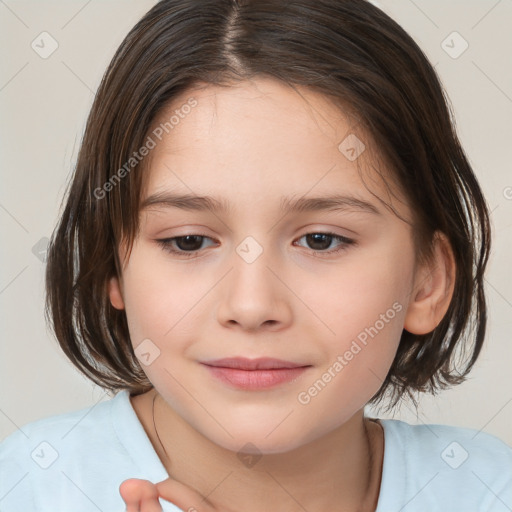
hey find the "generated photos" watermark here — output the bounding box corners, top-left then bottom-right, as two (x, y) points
(93, 97), (198, 200)
(297, 301), (403, 405)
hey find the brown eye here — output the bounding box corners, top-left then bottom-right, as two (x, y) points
(156, 234), (216, 258)
(305, 233), (334, 250)
(294, 232), (355, 255)
(173, 235), (205, 251)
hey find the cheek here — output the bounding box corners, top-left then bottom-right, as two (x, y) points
(296, 246), (412, 395)
(294, 293), (406, 430)
(120, 246), (202, 351)
(308, 247), (411, 342)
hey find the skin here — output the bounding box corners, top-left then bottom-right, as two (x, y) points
(109, 77), (455, 511)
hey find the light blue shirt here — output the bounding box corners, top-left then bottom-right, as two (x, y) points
(1, 390), (511, 511)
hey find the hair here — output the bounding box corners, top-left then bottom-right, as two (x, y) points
(45, 0), (491, 411)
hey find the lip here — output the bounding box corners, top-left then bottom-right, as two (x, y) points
(200, 357), (311, 390)
(201, 357), (307, 370)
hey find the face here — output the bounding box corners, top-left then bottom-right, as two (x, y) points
(109, 78), (420, 454)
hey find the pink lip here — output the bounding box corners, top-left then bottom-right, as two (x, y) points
(200, 357), (311, 390)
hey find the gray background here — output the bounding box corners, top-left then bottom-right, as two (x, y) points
(1, 0), (511, 445)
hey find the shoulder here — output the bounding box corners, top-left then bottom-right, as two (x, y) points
(0, 391), (119, 459)
(383, 417), (512, 457)
(0, 391), (130, 511)
(383, 418), (512, 472)
(378, 418), (512, 511)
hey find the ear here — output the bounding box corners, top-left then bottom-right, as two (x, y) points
(404, 231), (456, 335)
(108, 275), (125, 310)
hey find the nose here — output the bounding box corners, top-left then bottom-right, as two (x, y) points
(215, 240), (293, 333)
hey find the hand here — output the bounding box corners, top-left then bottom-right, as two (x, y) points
(120, 477), (220, 512)
(120, 479), (161, 512)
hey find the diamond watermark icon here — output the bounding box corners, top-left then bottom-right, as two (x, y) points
(441, 441), (469, 469)
(31, 32), (59, 59)
(236, 236), (263, 264)
(441, 31), (469, 59)
(31, 441), (59, 469)
(237, 442), (262, 468)
(31, 237), (49, 263)
(338, 134), (366, 161)
(135, 338), (161, 366)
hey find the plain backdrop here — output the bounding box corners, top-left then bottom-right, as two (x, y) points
(1, 0), (511, 446)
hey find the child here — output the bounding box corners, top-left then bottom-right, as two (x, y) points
(1, 0), (511, 511)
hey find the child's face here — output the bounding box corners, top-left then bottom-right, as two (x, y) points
(109, 78), (420, 453)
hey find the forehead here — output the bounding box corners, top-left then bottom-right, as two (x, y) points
(151, 78), (356, 155)
(140, 78), (408, 218)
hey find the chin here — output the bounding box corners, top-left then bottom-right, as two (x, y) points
(198, 420), (321, 456)
(216, 434), (307, 456)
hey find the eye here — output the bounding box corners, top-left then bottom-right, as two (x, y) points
(155, 231), (355, 259)
(293, 232), (355, 256)
(156, 234), (216, 258)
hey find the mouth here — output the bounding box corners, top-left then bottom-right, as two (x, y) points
(200, 357), (312, 390)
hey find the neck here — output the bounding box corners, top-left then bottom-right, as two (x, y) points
(131, 389), (384, 512)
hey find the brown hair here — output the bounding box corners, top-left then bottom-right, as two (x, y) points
(45, 0), (491, 410)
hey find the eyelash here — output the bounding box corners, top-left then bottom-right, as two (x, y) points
(155, 232), (356, 259)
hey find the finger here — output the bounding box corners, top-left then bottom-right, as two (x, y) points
(119, 478), (142, 512)
(119, 478), (162, 512)
(141, 493), (164, 512)
(156, 477), (216, 512)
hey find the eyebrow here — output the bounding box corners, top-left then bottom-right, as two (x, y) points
(140, 192), (381, 216)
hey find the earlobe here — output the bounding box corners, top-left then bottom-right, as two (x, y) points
(404, 232), (455, 335)
(108, 276), (125, 310)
